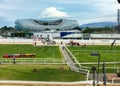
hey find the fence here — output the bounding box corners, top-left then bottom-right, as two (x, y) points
(63, 46), (90, 81)
(71, 50), (120, 73)
(0, 58), (65, 64)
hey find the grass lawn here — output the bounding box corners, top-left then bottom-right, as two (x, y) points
(0, 64), (86, 81)
(0, 45), (61, 58)
(0, 44), (86, 81)
(68, 45), (120, 73)
(68, 45), (120, 62)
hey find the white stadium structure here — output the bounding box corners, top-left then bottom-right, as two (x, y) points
(15, 19), (79, 30)
(0, 18), (119, 45)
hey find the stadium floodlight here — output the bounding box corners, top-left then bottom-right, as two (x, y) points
(117, 0), (120, 3)
(90, 52), (100, 84)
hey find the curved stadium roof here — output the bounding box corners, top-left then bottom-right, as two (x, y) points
(15, 19), (79, 31)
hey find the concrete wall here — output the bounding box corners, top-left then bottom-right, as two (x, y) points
(0, 38), (120, 45)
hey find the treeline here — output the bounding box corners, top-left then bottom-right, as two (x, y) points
(82, 27), (114, 33)
(0, 25), (116, 37)
(0, 26), (33, 38)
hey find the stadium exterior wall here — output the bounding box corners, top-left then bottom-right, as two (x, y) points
(15, 19), (79, 31)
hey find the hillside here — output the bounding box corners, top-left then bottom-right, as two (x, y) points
(80, 22), (116, 28)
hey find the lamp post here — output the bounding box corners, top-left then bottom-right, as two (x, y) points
(92, 66), (96, 86)
(103, 62), (107, 86)
(90, 52), (100, 84)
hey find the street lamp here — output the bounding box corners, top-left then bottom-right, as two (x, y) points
(90, 52), (100, 84)
(92, 66), (96, 86)
(103, 62), (107, 86)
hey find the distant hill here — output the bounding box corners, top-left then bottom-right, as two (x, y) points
(80, 22), (116, 28)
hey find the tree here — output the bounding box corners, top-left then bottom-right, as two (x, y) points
(45, 28), (50, 31)
(82, 26), (113, 33)
(56, 28), (60, 31)
(0, 26), (15, 37)
(82, 27), (94, 33)
(72, 26), (81, 31)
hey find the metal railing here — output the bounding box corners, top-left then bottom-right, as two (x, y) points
(62, 46), (90, 81)
(0, 58), (65, 64)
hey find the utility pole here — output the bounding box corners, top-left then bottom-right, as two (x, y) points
(92, 66), (96, 86)
(117, 0), (120, 33)
(103, 62), (107, 86)
(117, 9), (120, 26)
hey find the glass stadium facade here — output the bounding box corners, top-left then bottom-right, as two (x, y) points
(15, 19), (79, 31)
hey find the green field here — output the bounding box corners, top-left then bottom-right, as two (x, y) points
(0, 45), (61, 58)
(67, 45), (120, 73)
(0, 64), (86, 81)
(68, 45), (120, 62)
(0, 44), (86, 81)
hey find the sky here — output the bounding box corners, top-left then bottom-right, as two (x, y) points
(0, 0), (119, 27)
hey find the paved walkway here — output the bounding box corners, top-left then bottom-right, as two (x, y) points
(60, 46), (77, 68)
(60, 45), (90, 80)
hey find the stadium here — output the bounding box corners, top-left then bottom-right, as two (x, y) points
(15, 19), (79, 31)
(14, 18), (120, 42)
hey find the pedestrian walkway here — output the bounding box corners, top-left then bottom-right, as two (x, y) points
(60, 45), (77, 67)
(60, 46), (90, 80)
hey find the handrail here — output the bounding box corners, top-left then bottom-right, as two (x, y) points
(63, 46), (90, 81)
(65, 47), (81, 67)
(0, 58), (65, 64)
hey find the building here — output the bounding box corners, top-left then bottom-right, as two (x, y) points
(33, 30), (81, 41)
(15, 19), (79, 31)
(14, 18), (120, 41)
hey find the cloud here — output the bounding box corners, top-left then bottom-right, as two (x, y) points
(0, 0), (119, 27)
(0, 4), (17, 10)
(54, 0), (84, 4)
(39, 7), (69, 18)
(0, 0), (18, 10)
